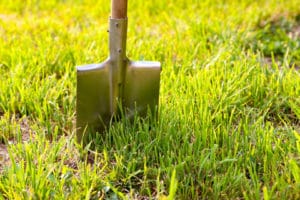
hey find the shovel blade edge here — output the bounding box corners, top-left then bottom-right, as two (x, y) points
(76, 61), (111, 144)
(123, 61), (161, 118)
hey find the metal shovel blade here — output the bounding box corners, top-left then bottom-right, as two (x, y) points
(76, 59), (161, 144)
(76, 7), (161, 145)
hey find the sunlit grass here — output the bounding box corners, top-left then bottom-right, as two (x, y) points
(0, 0), (299, 199)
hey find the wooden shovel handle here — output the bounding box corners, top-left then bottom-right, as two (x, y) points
(111, 0), (127, 19)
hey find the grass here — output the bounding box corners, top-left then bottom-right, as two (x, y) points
(0, 0), (300, 199)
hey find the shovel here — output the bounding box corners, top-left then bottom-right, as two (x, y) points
(76, 0), (161, 145)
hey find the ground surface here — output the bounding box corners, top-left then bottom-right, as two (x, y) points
(0, 0), (300, 199)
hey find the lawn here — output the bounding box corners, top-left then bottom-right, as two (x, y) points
(0, 0), (300, 199)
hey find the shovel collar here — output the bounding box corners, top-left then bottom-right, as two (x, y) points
(109, 18), (128, 60)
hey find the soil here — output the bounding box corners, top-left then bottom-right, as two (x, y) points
(0, 143), (9, 171)
(289, 24), (300, 39)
